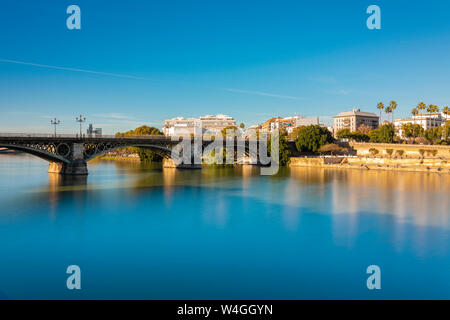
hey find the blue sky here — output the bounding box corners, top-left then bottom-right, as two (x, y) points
(1, 0), (450, 133)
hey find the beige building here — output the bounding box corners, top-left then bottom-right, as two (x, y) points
(162, 114), (237, 136)
(333, 109), (379, 135)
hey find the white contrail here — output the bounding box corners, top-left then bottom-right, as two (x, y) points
(0, 58), (301, 100)
(224, 88), (301, 100)
(0, 58), (148, 80)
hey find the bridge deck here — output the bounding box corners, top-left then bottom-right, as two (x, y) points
(0, 134), (178, 144)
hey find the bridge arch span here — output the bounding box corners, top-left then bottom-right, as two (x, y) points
(84, 144), (174, 162)
(0, 143), (71, 164)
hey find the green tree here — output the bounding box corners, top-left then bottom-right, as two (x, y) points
(336, 128), (369, 142)
(336, 128), (352, 139)
(295, 125), (333, 153)
(289, 126), (306, 140)
(369, 124), (395, 143)
(423, 127), (440, 144)
(239, 123), (245, 129)
(402, 123), (423, 138)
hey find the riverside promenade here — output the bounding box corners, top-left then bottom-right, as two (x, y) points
(290, 142), (450, 173)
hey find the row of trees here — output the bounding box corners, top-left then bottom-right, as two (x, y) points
(336, 124), (396, 143)
(377, 101), (397, 123)
(377, 101), (449, 124)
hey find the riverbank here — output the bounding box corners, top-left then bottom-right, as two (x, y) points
(99, 155), (141, 162)
(290, 156), (450, 173)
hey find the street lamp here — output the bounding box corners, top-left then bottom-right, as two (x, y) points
(50, 118), (60, 137)
(75, 114), (86, 138)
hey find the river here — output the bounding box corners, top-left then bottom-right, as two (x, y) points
(0, 154), (449, 299)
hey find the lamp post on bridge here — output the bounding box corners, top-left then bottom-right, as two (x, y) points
(50, 118), (60, 137)
(75, 114), (86, 138)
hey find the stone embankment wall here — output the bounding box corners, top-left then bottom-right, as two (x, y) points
(290, 154), (450, 173)
(350, 142), (450, 159)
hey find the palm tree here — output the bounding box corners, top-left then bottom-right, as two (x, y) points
(384, 106), (392, 123)
(417, 101), (426, 115)
(411, 107), (418, 125)
(389, 101), (397, 123)
(377, 102), (384, 125)
(443, 106), (449, 116)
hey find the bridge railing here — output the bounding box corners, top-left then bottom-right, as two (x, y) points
(0, 133), (170, 139)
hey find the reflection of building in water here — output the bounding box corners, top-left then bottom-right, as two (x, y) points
(289, 167), (450, 229)
(289, 167), (450, 254)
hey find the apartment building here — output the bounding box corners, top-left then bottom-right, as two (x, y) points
(162, 114), (237, 136)
(333, 109), (379, 134)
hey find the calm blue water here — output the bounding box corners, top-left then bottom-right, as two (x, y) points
(0, 154), (449, 299)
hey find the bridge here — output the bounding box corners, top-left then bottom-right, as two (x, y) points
(0, 134), (265, 175)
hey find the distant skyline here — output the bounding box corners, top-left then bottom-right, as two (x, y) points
(2, 0), (450, 134)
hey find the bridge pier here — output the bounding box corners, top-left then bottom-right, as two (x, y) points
(48, 161), (88, 175)
(162, 158), (202, 169)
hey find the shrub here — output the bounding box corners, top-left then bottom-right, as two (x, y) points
(386, 149), (394, 156)
(369, 148), (379, 156)
(415, 136), (429, 145)
(395, 150), (405, 157)
(318, 143), (347, 155)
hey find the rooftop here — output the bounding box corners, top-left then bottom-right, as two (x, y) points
(334, 109), (378, 118)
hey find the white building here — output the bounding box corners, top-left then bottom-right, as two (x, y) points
(162, 114), (237, 136)
(394, 113), (445, 138)
(261, 116), (320, 134)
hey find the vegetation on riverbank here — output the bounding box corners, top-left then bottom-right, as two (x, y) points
(114, 125), (163, 162)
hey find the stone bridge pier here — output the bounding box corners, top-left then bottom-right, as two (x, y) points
(48, 143), (88, 175)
